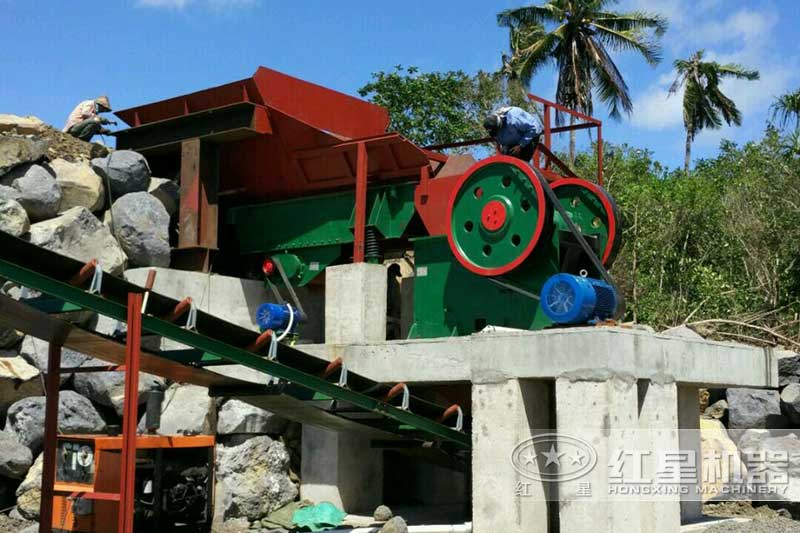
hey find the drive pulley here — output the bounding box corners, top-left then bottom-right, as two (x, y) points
(446, 156), (550, 276)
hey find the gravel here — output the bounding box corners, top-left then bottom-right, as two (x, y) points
(702, 517), (800, 532)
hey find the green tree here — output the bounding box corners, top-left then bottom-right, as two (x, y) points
(669, 50), (759, 173)
(497, 0), (667, 162)
(770, 89), (800, 131)
(358, 66), (530, 149)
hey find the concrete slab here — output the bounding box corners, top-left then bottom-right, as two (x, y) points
(298, 327), (777, 388)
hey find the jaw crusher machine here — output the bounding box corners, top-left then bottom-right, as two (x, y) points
(113, 66), (622, 339)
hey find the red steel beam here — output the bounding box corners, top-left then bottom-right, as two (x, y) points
(118, 292), (143, 533)
(38, 344), (61, 533)
(353, 142), (368, 263)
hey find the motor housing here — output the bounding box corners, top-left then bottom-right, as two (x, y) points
(540, 273), (618, 325)
(255, 302), (302, 332)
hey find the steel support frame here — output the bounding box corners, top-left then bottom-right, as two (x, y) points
(38, 294), (144, 533)
(118, 292), (142, 533)
(0, 258), (469, 447)
(38, 344), (61, 533)
(176, 138), (219, 272)
(353, 141), (368, 263)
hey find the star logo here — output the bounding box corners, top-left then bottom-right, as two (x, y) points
(541, 445), (565, 468)
(570, 451), (587, 466)
(521, 449), (538, 468)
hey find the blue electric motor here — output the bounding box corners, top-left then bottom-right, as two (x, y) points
(540, 273), (618, 325)
(255, 303), (302, 332)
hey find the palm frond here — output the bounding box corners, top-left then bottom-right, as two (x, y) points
(593, 11), (668, 36)
(497, 4), (564, 28)
(592, 23), (662, 65)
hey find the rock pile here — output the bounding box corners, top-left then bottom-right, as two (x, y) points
(0, 115), (298, 532)
(0, 115), (178, 271)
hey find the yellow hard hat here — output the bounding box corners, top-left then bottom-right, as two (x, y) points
(96, 95), (112, 111)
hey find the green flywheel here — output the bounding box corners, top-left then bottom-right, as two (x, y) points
(446, 156), (550, 276)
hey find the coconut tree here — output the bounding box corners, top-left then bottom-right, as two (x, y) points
(669, 50), (759, 173)
(497, 0), (667, 162)
(770, 89), (800, 131)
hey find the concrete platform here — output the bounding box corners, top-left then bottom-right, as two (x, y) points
(235, 326), (777, 388)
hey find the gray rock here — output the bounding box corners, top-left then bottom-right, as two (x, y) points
(5, 391), (107, 453)
(19, 336), (90, 383)
(143, 383), (215, 435)
(0, 114), (47, 136)
(148, 177), (179, 216)
(89, 313), (127, 338)
(661, 325), (703, 339)
(726, 388), (786, 434)
(0, 429), (33, 479)
(780, 356), (800, 387)
(110, 192), (170, 267)
(49, 158), (105, 212)
(2, 164), (62, 221)
(29, 206), (127, 275)
(0, 184), (21, 202)
(0, 136), (48, 175)
(374, 504), (393, 521)
(90, 150), (150, 199)
(15, 453), (42, 520)
(782, 383), (800, 425)
(0, 356), (42, 418)
(74, 357), (165, 416)
(705, 399), (728, 420)
(217, 400), (288, 436)
(0, 198), (30, 237)
(215, 435), (298, 521)
(744, 433), (800, 503)
(379, 517), (408, 533)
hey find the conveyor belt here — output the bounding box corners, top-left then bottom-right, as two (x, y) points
(0, 232), (469, 450)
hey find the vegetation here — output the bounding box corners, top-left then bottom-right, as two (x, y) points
(669, 50), (759, 172)
(771, 88), (800, 131)
(358, 66), (530, 148)
(570, 128), (800, 345)
(497, 0), (667, 162)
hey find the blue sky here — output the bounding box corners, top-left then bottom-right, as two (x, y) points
(2, 0), (799, 169)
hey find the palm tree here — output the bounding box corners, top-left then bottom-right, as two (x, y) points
(669, 50), (759, 173)
(770, 89), (800, 131)
(497, 0), (667, 163)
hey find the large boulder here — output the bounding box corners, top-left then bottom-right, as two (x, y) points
(0, 198), (30, 236)
(90, 150), (150, 199)
(49, 159), (105, 212)
(0, 184), (21, 201)
(0, 136), (48, 175)
(19, 336), (90, 383)
(779, 355), (800, 387)
(2, 164), (62, 221)
(110, 192), (170, 267)
(143, 383), (215, 435)
(215, 435), (297, 521)
(217, 399), (288, 436)
(74, 357), (165, 416)
(781, 383), (800, 425)
(699, 417), (747, 501)
(147, 177), (179, 216)
(742, 432), (800, 503)
(29, 206), (127, 275)
(15, 453), (42, 520)
(5, 391), (107, 453)
(0, 356), (42, 418)
(0, 430), (33, 479)
(0, 114), (47, 136)
(726, 388), (785, 439)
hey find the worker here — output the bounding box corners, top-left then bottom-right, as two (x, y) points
(483, 106), (542, 162)
(63, 96), (116, 141)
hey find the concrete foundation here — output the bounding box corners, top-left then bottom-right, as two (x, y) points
(300, 263), (387, 513)
(204, 264), (776, 531)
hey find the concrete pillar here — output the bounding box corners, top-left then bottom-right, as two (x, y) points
(556, 376), (641, 533)
(678, 385), (703, 523)
(472, 379), (552, 533)
(637, 380), (681, 533)
(300, 263), (387, 513)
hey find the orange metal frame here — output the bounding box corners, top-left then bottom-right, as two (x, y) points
(40, 292), (145, 533)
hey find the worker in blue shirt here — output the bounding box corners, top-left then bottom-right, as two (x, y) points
(483, 106), (543, 162)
